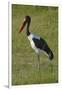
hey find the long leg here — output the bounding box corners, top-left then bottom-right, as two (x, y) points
(37, 54), (40, 69)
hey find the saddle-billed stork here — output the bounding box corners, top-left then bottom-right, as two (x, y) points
(19, 16), (54, 69)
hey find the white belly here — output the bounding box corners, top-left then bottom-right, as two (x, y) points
(28, 34), (40, 54)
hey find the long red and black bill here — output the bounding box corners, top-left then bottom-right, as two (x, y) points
(19, 20), (27, 33)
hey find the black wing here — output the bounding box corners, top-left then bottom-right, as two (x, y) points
(32, 37), (53, 59)
(32, 37), (47, 49)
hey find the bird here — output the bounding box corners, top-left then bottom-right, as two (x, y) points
(19, 15), (54, 69)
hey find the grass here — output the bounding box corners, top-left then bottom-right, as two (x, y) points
(12, 4), (58, 85)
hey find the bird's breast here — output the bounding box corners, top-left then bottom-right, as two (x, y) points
(28, 34), (40, 53)
(28, 35), (35, 49)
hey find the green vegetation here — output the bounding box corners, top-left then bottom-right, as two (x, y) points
(12, 4), (58, 85)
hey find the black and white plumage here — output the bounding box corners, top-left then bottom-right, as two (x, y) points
(19, 16), (54, 68)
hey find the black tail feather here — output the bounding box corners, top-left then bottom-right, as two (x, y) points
(49, 50), (54, 60)
(42, 44), (54, 60)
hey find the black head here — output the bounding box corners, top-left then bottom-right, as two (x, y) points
(19, 15), (31, 33)
(24, 16), (31, 23)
